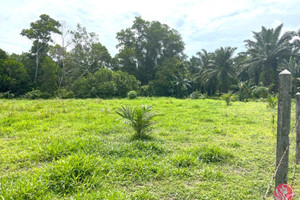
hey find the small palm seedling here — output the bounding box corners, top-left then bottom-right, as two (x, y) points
(267, 94), (277, 125)
(116, 105), (155, 138)
(222, 92), (234, 106)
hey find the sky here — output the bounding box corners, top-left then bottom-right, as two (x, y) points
(1, 0), (300, 58)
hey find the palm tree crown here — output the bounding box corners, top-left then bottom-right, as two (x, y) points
(199, 47), (237, 93)
(244, 24), (296, 89)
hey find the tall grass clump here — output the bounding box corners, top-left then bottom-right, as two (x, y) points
(116, 105), (155, 138)
(193, 145), (233, 163)
(46, 154), (99, 195)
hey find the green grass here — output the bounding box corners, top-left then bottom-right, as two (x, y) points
(0, 98), (299, 199)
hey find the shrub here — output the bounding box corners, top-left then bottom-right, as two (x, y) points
(55, 89), (75, 99)
(40, 92), (52, 99)
(252, 86), (269, 98)
(23, 89), (42, 99)
(0, 91), (15, 99)
(189, 91), (203, 99)
(138, 85), (151, 97)
(116, 105), (155, 138)
(127, 90), (137, 99)
(23, 90), (53, 99)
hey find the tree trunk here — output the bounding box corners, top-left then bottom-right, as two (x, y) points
(35, 43), (39, 83)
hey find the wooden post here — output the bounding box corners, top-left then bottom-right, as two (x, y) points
(296, 93), (300, 164)
(275, 69), (292, 188)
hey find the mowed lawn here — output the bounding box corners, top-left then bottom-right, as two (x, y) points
(0, 98), (299, 199)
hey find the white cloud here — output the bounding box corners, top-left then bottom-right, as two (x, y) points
(1, 0), (300, 57)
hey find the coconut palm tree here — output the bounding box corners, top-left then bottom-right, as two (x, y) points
(200, 47), (237, 93)
(244, 24), (296, 90)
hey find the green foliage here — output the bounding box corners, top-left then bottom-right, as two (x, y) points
(46, 154), (98, 195)
(244, 24), (295, 89)
(266, 95), (277, 125)
(116, 105), (155, 138)
(171, 154), (196, 168)
(222, 92), (234, 106)
(113, 70), (140, 97)
(68, 24), (112, 81)
(23, 89), (42, 99)
(0, 91), (15, 99)
(0, 48), (8, 59)
(127, 90), (137, 99)
(198, 47), (237, 94)
(21, 14), (61, 83)
(189, 91), (203, 99)
(20, 14), (61, 43)
(238, 81), (252, 101)
(252, 86), (269, 98)
(72, 69), (139, 98)
(138, 85), (151, 97)
(40, 57), (59, 95)
(116, 17), (185, 85)
(193, 145), (233, 163)
(150, 57), (189, 97)
(266, 95), (277, 110)
(0, 58), (29, 95)
(278, 57), (300, 94)
(55, 89), (75, 99)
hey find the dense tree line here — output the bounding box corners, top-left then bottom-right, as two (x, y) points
(1, 14), (300, 99)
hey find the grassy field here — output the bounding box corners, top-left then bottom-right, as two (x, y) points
(0, 98), (299, 199)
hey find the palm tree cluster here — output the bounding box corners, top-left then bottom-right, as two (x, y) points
(189, 24), (300, 97)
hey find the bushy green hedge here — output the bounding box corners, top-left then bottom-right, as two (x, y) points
(127, 90), (137, 99)
(72, 68), (140, 98)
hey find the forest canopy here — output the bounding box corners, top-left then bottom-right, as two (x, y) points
(1, 14), (300, 99)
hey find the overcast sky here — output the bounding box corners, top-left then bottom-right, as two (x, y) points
(1, 0), (300, 58)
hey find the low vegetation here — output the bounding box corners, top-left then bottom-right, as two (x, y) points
(0, 98), (299, 199)
(116, 105), (155, 138)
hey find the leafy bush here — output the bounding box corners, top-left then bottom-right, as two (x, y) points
(55, 89), (75, 99)
(23, 90), (53, 99)
(0, 91), (15, 99)
(189, 91), (203, 99)
(113, 70), (140, 97)
(116, 105), (155, 138)
(23, 89), (42, 99)
(252, 86), (269, 98)
(127, 90), (137, 99)
(138, 85), (151, 97)
(40, 92), (52, 99)
(72, 69), (139, 98)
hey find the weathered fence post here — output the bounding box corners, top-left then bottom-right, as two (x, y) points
(296, 93), (300, 164)
(275, 69), (292, 188)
